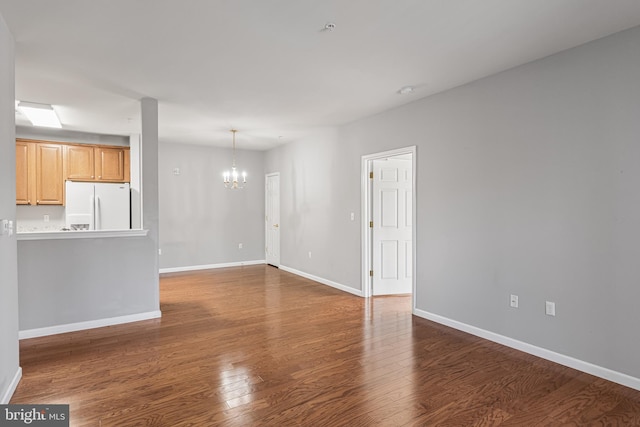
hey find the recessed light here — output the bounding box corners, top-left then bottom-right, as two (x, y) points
(397, 86), (414, 95)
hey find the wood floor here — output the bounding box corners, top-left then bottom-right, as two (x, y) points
(11, 265), (640, 426)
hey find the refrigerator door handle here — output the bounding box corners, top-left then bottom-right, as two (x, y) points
(90, 195), (95, 230)
(95, 196), (101, 230)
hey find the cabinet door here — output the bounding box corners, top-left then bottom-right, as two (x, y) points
(124, 149), (130, 183)
(65, 145), (95, 181)
(16, 141), (35, 205)
(35, 143), (64, 205)
(95, 147), (125, 182)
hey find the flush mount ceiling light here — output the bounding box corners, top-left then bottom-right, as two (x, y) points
(17, 101), (62, 128)
(397, 86), (414, 95)
(222, 129), (247, 190)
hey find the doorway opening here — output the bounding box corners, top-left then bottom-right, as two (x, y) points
(361, 147), (416, 308)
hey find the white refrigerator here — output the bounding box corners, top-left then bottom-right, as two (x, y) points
(65, 181), (130, 230)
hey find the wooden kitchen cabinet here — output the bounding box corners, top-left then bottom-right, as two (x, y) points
(95, 146), (127, 182)
(65, 144), (95, 181)
(65, 145), (130, 183)
(17, 139), (130, 205)
(16, 140), (35, 205)
(35, 143), (64, 205)
(15, 139), (63, 205)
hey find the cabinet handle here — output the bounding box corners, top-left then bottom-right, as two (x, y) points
(98, 176), (101, 179)
(91, 175), (94, 179)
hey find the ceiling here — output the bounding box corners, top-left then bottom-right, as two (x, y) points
(2, 1), (640, 150)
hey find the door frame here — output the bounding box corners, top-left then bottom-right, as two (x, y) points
(361, 146), (417, 306)
(265, 172), (280, 267)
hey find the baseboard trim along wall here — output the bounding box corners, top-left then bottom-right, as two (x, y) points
(413, 308), (640, 392)
(279, 265), (363, 297)
(159, 260), (266, 274)
(1, 367), (22, 404)
(19, 310), (162, 340)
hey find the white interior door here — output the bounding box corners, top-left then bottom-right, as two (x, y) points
(265, 173), (280, 267)
(372, 158), (412, 295)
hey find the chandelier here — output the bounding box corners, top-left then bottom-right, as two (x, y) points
(223, 129), (247, 189)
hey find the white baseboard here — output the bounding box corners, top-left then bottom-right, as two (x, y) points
(159, 260), (265, 274)
(413, 308), (640, 392)
(279, 265), (363, 297)
(19, 310), (162, 340)
(1, 367), (22, 404)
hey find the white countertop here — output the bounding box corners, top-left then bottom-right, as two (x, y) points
(17, 229), (148, 240)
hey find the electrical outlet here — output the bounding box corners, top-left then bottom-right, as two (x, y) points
(350, 212), (355, 221)
(308, 251), (312, 259)
(545, 301), (556, 316)
(44, 214), (50, 222)
(510, 294), (519, 308)
(238, 243), (243, 249)
(158, 248), (162, 255)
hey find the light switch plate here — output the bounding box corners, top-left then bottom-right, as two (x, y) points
(510, 294), (518, 308)
(545, 301), (556, 316)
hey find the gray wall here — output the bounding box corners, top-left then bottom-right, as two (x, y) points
(266, 26), (640, 379)
(159, 142), (265, 269)
(0, 13), (19, 403)
(17, 99), (160, 331)
(265, 127), (361, 286)
(18, 237), (159, 329)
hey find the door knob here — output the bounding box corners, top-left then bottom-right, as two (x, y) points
(273, 224), (279, 228)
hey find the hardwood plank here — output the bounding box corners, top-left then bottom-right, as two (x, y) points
(11, 265), (640, 426)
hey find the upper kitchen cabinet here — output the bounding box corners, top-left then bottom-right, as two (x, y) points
(16, 140), (35, 205)
(95, 146), (129, 182)
(35, 143), (64, 205)
(65, 144), (95, 181)
(17, 139), (131, 205)
(16, 139), (64, 206)
(65, 145), (130, 183)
